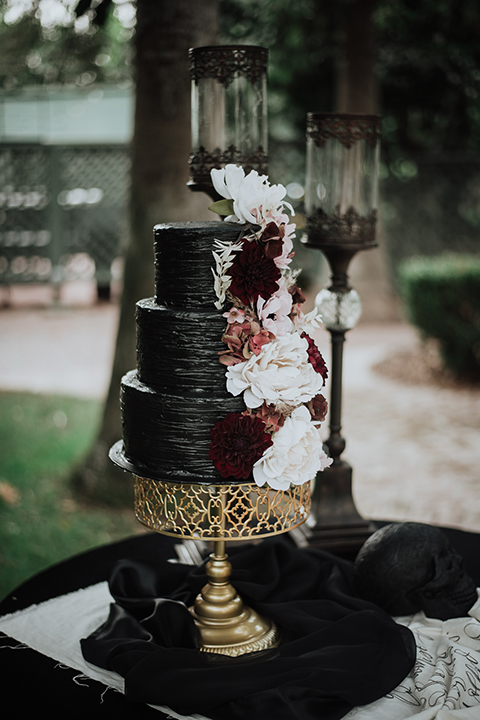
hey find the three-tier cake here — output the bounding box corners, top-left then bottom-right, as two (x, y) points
(111, 165), (332, 498)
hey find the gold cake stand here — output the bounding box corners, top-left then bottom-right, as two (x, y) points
(133, 474), (312, 657)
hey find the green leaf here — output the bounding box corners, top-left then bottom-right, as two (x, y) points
(208, 199), (234, 216)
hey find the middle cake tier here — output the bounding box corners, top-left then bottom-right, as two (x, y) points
(135, 298), (229, 396)
(120, 296), (246, 482)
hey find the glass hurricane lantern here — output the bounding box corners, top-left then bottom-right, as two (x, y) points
(188, 45), (268, 201)
(302, 112), (381, 556)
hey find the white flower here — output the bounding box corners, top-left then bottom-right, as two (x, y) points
(294, 307), (323, 336)
(257, 279), (293, 336)
(211, 164), (293, 226)
(253, 405), (332, 490)
(260, 184), (294, 224)
(273, 225), (295, 269)
(225, 332), (322, 409)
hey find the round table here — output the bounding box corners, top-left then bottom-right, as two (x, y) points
(0, 533), (178, 718)
(1, 523), (480, 717)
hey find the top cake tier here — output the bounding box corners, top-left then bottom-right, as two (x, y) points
(154, 221), (243, 309)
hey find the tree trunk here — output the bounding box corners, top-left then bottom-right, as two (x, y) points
(335, 0), (378, 114)
(73, 0), (218, 505)
(335, 0), (400, 322)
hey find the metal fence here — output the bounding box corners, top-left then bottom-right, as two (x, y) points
(1, 143), (478, 296)
(0, 143), (130, 291)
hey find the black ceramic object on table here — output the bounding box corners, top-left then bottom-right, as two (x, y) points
(353, 522), (478, 620)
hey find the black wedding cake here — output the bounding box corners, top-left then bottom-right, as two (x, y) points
(111, 221), (246, 484)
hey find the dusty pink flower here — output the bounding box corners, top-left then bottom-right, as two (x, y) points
(223, 307), (246, 324)
(219, 321), (253, 365)
(247, 404), (285, 433)
(219, 320), (273, 366)
(249, 329), (272, 355)
(257, 281), (293, 336)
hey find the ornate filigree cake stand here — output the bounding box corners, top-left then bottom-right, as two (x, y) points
(110, 441), (311, 657)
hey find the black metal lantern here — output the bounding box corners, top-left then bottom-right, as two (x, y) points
(188, 45), (268, 200)
(304, 112), (380, 249)
(302, 113), (381, 556)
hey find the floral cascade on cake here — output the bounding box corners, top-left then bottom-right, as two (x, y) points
(208, 164), (332, 491)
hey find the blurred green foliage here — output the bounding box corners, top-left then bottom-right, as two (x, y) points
(0, 0), (133, 89)
(220, 0), (480, 159)
(376, 0), (480, 157)
(2, 0), (479, 159)
(0, 391), (139, 600)
(220, 0), (337, 144)
(398, 254), (480, 381)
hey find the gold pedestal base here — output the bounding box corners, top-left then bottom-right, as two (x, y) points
(189, 542), (281, 657)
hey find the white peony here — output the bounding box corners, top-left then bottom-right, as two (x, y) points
(211, 164), (293, 226)
(253, 405), (332, 490)
(225, 332), (322, 409)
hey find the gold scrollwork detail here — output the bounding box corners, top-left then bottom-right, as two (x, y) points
(163, 492), (178, 520)
(207, 496), (223, 525)
(255, 493), (270, 520)
(133, 477), (311, 541)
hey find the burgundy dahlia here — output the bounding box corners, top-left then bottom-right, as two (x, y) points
(229, 239), (281, 306)
(209, 412), (273, 479)
(302, 332), (328, 383)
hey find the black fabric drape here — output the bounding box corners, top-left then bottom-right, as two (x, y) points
(81, 538), (415, 720)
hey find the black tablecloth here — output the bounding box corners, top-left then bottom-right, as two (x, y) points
(1, 524), (480, 718)
(0, 533), (177, 719)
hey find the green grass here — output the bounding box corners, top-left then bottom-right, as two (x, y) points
(0, 391), (141, 602)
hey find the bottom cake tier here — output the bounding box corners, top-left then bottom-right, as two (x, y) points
(117, 370), (246, 483)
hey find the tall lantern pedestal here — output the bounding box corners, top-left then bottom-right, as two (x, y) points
(301, 113), (382, 559)
(301, 243), (375, 558)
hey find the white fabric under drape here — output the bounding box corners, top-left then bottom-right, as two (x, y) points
(2, 583), (480, 719)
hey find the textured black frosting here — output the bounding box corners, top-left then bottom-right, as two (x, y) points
(154, 221), (243, 309)
(120, 370), (245, 482)
(116, 221), (248, 484)
(136, 298), (228, 396)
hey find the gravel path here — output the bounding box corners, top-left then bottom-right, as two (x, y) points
(1, 284), (479, 533)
